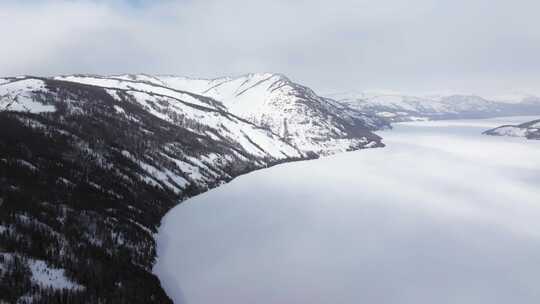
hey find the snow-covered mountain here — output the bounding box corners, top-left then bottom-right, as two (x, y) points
(484, 118), (540, 140)
(487, 93), (540, 104)
(0, 74), (384, 303)
(56, 73), (387, 155)
(328, 91), (540, 122)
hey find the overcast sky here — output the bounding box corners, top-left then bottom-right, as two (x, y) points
(1, 0), (539, 94)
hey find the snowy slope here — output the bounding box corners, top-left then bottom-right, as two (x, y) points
(2, 76), (306, 190)
(0, 74), (385, 303)
(0, 76), (306, 303)
(484, 118), (540, 140)
(155, 73), (387, 154)
(1, 74), (389, 190)
(329, 91), (540, 122)
(54, 74), (386, 155)
(54, 75), (227, 110)
(28, 258), (84, 291)
(0, 78), (55, 113)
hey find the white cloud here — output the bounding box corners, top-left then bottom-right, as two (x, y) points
(1, 0), (539, 94)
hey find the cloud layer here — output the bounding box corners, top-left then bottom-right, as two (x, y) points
(2, 0), (540, 94)
(155, 116), (540, 304)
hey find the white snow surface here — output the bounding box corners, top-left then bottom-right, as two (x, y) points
(0, 79), (55, 113)
(489, 126), (528, 137)
(3, 74), (382, 156)
(54, 75), (218, 109)
(530, 122), (540, 128)
(1, 253), (83, 293)
(28, 259), (84, 291)
(155, 73), (378, 154)
(377, 111), (397, 117)
(53, 75), (305, 158)
(4, 75), (303, 165)
(155, 116), (540, 304)
(158, 73), (286, 115)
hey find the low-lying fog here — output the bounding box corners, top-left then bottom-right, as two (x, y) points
(154, 116), (540, 304)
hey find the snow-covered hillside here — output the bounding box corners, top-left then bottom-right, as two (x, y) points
(0, 74), (385, 303)
(0, 78), (55, 113)
(484, 118), (540, 140)
(328, 91), (540, 122)
(52, 74), (387, 155)
(154, 73), (387, 154)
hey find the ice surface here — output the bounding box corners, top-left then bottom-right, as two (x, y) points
(155, 116), (540, 304)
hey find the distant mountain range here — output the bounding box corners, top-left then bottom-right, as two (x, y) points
(484, 119), (540, 140)
(327, 91), (540, 122)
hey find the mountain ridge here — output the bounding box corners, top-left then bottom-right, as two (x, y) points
(483, 118), (540, 140)
(54, 73), (387, 155)
(328, 91), (540, 122)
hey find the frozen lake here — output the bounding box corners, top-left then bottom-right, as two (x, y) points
(154, 116), (540, 304)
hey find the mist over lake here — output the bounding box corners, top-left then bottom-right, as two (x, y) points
(154, 116), (540, 304)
